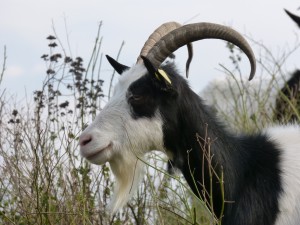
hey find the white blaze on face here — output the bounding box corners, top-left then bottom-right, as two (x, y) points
(79, 63), (165, 212)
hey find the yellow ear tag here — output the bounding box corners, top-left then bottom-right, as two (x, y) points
(156, 69), (172, 85)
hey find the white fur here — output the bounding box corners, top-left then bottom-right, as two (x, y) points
(264, 125), (300, 225)
(80, 64), (165, 212)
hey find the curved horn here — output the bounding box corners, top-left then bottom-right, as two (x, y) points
(137, 22), (193, 77)
(137, 22), (181, 63)
(146, 22), (256, 80)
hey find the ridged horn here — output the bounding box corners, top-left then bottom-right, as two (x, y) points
(145, 22), (256, 81)
(137, 22), (193, 77)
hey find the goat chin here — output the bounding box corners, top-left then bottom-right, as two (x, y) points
(109, 153), (145, 213)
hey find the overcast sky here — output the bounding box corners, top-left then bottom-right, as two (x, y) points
(1, 0), (300, 98)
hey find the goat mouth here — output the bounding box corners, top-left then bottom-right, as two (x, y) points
(85, 142), (113, 161)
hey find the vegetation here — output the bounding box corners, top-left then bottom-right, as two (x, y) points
(0, 23), (299, 225)
(203, 40), (300, 132)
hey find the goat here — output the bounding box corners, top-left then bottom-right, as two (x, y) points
(274, 69), (300, 122)
(79, 22), (300, 225)
(274, 9), (300, 122)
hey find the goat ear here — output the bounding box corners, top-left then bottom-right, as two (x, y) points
(284, 9), (300, 28)
(141, 55), (156, 74)
(106, 55), (130, 75)
(141, 56), (173, 89)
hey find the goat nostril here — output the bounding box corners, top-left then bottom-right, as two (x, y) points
(80, 134), (92, 147)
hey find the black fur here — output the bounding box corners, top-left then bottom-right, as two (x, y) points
(284, 9), (300, 28)
(274, 70), (300, 122)
(274, 10), (300, 122)
(106, 55), (129, 74)
(126, 61), (282, 225)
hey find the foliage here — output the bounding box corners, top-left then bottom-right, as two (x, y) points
(201, 41), (300, 133)
(0, 22), (299, 225)
(0, 23), (210, 225)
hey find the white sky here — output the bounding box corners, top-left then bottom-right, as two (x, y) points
(1, 0), (300, 97)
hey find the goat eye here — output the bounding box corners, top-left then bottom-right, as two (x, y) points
(126, 90), (156, 118)
(130, 94), (143, 102)
(127, 91), (144, 104)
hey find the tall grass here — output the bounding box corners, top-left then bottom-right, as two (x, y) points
(200, 41), (300, 133)
(0, 23), (210, 225)
(0, 23), (299, 225)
